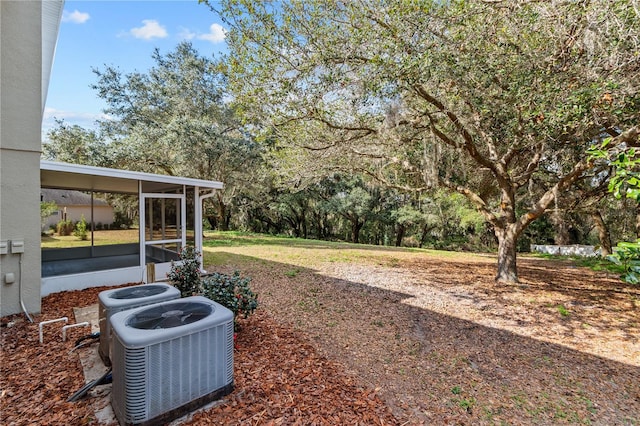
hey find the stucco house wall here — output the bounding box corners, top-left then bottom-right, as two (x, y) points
(0, 1), (63, 317)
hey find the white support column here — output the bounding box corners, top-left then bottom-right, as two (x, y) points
(181, 185), (187, 251)
(194, 186), (201, 257)
(197, 190), (217, 272)
(160, 198), (166, 242)
(138, 181), (146, 276)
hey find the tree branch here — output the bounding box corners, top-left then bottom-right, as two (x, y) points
(413, 84), (498, 173)
(439, 177), (498, 226)
(517, 157), (594, 233)
(512, 144), (544, 188)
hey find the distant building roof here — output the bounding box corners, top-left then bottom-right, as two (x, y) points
(41, 188), (110, 207)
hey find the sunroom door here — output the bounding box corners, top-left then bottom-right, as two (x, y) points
(140, 192), (186, 282)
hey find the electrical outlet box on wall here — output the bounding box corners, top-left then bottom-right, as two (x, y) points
(11, 240), (24, 253)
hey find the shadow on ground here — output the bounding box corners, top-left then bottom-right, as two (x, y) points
(208, 250), (640, 425)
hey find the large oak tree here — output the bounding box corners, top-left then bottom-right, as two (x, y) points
(92, 42), (262, 229)
(211, 0), (640, 282)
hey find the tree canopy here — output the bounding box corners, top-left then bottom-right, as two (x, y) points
(90, 42), (263, 229)
(211, 0), (640, 282)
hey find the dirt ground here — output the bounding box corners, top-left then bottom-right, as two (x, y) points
(1, 242), (639, 425)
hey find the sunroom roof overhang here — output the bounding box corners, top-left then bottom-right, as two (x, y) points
(40, 160), (224, 193)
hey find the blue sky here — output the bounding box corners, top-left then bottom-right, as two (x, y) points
(44, 0), (228, 135)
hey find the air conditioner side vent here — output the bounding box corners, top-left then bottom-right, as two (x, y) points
(124, 347), (148, 423)
(112, 344), (148, 424)
(225, 321), (234, 384)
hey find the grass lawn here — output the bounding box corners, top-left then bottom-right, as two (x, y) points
(4, 230), (638, 424)
(199, 231), (639, 424)
(41, 229), (140, 248)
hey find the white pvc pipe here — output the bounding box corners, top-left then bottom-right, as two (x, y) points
(62, 322), (89, 342)
(39, 317), (68, 343)
(19, 253), (33, 323)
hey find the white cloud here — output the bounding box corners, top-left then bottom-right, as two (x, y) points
(178, 27), (196, 40)
(196, 23), (226, 43)
(62, 10), (90, 24)
(130, 20), (168, 40)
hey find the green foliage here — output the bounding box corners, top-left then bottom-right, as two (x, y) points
(607, 241), (640, 285)
(40, 201), (57, 231)
(56, 219), (74, 236)
(215, 0), (640, 282)
(73, 215), (89, 241)
(588, 138), (640, 202)
(284, 268), (300, 278)
(92, 42), (263, 231)
(609, 148), (640, 202)
(43, 119), (108, 166)
(419, 191), (489, 251)
(518, 213), (555, 251)
(201, 271), (258, 321)
(167, 246), (203, 297)
(112, 210), (133, 229)
(457, 397), (476, 411)
(588, 136), (640, 284)
(167, 247), (259, 320)
(556, 304), (570, 317)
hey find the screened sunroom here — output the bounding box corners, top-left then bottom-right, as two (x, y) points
(40, 160), (223, 296)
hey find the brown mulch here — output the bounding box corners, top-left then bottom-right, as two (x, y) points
(1, 248), (640, 425)
(186, 310), (395, 425)
(1, 287), (108, 425)
(0, 287), (395, 425)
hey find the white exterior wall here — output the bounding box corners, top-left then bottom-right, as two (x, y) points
(44, 206), (115, 229)
(0, 1), (45, 317)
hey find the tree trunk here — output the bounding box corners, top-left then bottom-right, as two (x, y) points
(216, 193), (229, 231)
(419, 224), (435, 248)
(590, 210), (612, 256)
(301, 213), (308, 239)
(351, 220), (363, 243)
(206, 215), (217, 230)
(218, 203), (229, 231)
(550, 210), (571, 245)
(495, 226), (519, 283)
(223, 210), (231, 231)
(395, 224), (405, 247)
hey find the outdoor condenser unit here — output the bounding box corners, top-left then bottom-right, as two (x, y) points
(110, 296), (234, 426)
(98, 283), (181, 366)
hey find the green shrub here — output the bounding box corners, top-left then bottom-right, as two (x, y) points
(56, 219), (74, 236)
(608, 241), (640, 284)
(113, 211), (133, 229)
(167, 248), (258, 324)
(40, 201), (57, 232)
(73, 215), (89, 240)
(167, 246), (203, 297)
(201, 271), (258, 321)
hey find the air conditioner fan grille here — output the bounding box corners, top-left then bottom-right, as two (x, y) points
(127, 301), (213, 330)
(110, 284), (168, 300)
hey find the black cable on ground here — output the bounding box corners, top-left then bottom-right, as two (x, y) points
(67, 368), (112, 402)
(70, 332), (100, 353)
